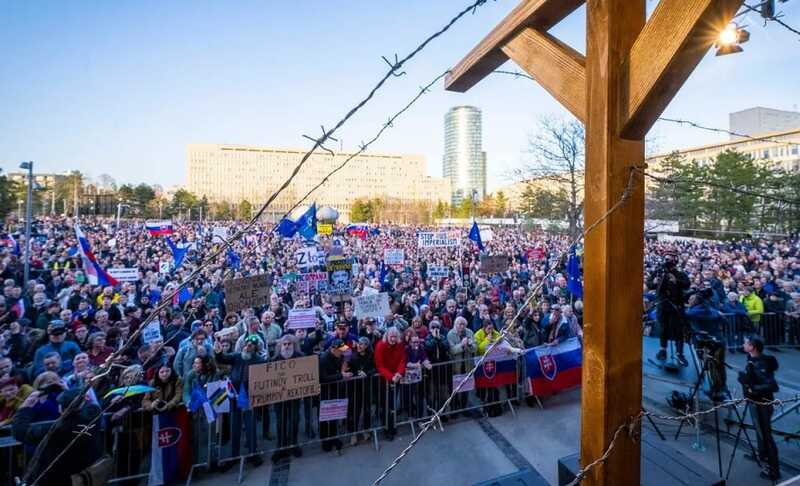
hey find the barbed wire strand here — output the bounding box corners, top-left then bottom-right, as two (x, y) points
(742, 2), (800, 37)
(490, 70), (798, 148)
(220, 69), (452, 282)
(372, 168), (641, 485)
(21, 0), (496, 481)
(639, 168), (800, 206)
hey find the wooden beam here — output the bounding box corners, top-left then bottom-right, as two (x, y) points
(620, 0), (744, 139)
(581, 0), (645, 484)
(445, 0), (585, 92)
(501, 28), (586, 122)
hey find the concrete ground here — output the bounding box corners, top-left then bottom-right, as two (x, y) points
(192, 340), (800, 486)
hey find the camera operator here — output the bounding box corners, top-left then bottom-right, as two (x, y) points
(647, 254), (690, 366)
(686, 289), (728, 400)
(738, 335), (780, 481)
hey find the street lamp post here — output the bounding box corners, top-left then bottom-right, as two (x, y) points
(20, 161), (33, 287)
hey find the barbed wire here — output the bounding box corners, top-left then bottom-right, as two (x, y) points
(372, 167), (641, 485)
(22, 0), (496, 481)
(639, 168), (800, 206)
(741, 2), (800, 37)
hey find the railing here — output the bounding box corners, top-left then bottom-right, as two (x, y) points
(0, 355), (528, 486)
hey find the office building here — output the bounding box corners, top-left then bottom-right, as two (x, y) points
(729, 107), (800, 139)
(443, 106), (487, 206)
(186, 144), (451, 223)
(648, 128), (800, 173)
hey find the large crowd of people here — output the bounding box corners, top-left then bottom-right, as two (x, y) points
(0, 216), (797, 483)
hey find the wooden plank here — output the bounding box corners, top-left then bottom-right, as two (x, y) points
(620, 0), (744, 139)
(580, 0), (646, 484)
(445, 0), (585, 92)
(501, 27), (586, 122)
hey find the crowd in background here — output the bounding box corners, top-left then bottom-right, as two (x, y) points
(0, 216), (797, 482)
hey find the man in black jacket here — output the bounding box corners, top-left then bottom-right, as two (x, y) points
(648, 255), (691, 366)
(319, 339), (349, 453)
(215, 334), (265, 466)
(739, 335), (781, 480)
(13, 388), (103, 486)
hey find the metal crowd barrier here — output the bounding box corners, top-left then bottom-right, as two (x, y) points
(718, 312), (798, 351)
(2, 354), (531, 486)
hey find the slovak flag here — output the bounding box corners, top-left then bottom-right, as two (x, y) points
(75, 224), (118, 287)
(146, 220), (174, 236)
(526, 337), (582, 397)
(474, 349), (517, 388)
(148, 409), (193, 486)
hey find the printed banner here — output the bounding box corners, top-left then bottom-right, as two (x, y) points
(326, 256), (352, 295)
(383, 249), (405, 265)
(452, 373), (475, 392)
(248, 355), (320, 407)
(428, 265), (449, 279)
(294, 246), (319, 270)
(401, 367), (422, 384)
(354, 292), (390, 319)
(223, 274), (271, 314)
(417, 231), (459, 248)
(142, 321), (162, 344)
(297, 271), (329, 293)
(319, 399), (348, 422)
(211, 226), (229, 242)
(108, 267), (140, 282)
(287, 308), (318, 329)
(317, 223), (333, 236)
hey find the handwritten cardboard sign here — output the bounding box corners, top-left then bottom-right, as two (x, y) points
(224, 274), (271, 314)
(248, 355), (320, 407)
(480, 255), (509, 274)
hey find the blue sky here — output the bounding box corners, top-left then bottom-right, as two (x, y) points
(1, 0), (798, 191)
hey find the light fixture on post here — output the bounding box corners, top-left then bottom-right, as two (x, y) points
(716, 22), (750, 56)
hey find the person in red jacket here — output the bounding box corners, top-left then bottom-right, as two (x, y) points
(374, 327), (406, 440)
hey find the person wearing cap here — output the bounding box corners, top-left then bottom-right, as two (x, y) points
(13, 385), (103, 486)
(374, 327), (406, 440)
(323, 321), (358, 352)
(234, 316), (267, 355)
(32, 320), (81, 376)
(0, 376), (33, 426)
(358, 317), (382, 349)
(319, 338), (349, 452)
(214, 333), (266, 466)
(35, 301), (62, 330)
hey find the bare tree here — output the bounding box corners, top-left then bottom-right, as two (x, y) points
(517, 116), (584, 237)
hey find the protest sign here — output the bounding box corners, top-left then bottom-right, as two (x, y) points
(417, 231), (459, 248)
(294, 246), (318, 270)
(248, 355), (320, 407)
(223, 274), (271, 314)
(317, 223), (333, 236)
(206, 380), (231, 414)
(428, 265), (449, 279)
(297, 271), (328, 293)
(480, 255), (509, 274)
(480, 228), (494, 242)
(326, 256), (352, 295)
(287, 308), (317, 329)
(108, 267), (140, 282)
(211, 226), (229, 242)
(527, 247), (545, 261)
(214, 326), (238, 341)
(158, 261), (171, 275)
(319, 399), (348, 422)
(354, 292), (390, 319)
(452, 373), (475, 392)
(383, 249), (404, 265)
(401, 367), (422, 384)
(142, 321), (162, 344)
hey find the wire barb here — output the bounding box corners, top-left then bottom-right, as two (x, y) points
(381, 54), (407, 77)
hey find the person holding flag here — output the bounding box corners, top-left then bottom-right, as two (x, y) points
(75, 224), (118, 287)
(213, 335), (265, 467)
(468, 220), (484, 252)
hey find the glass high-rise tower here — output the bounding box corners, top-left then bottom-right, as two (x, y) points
(443, 105), (487, 206)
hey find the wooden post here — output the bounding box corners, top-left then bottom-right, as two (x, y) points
(581, 1), (645, 484)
